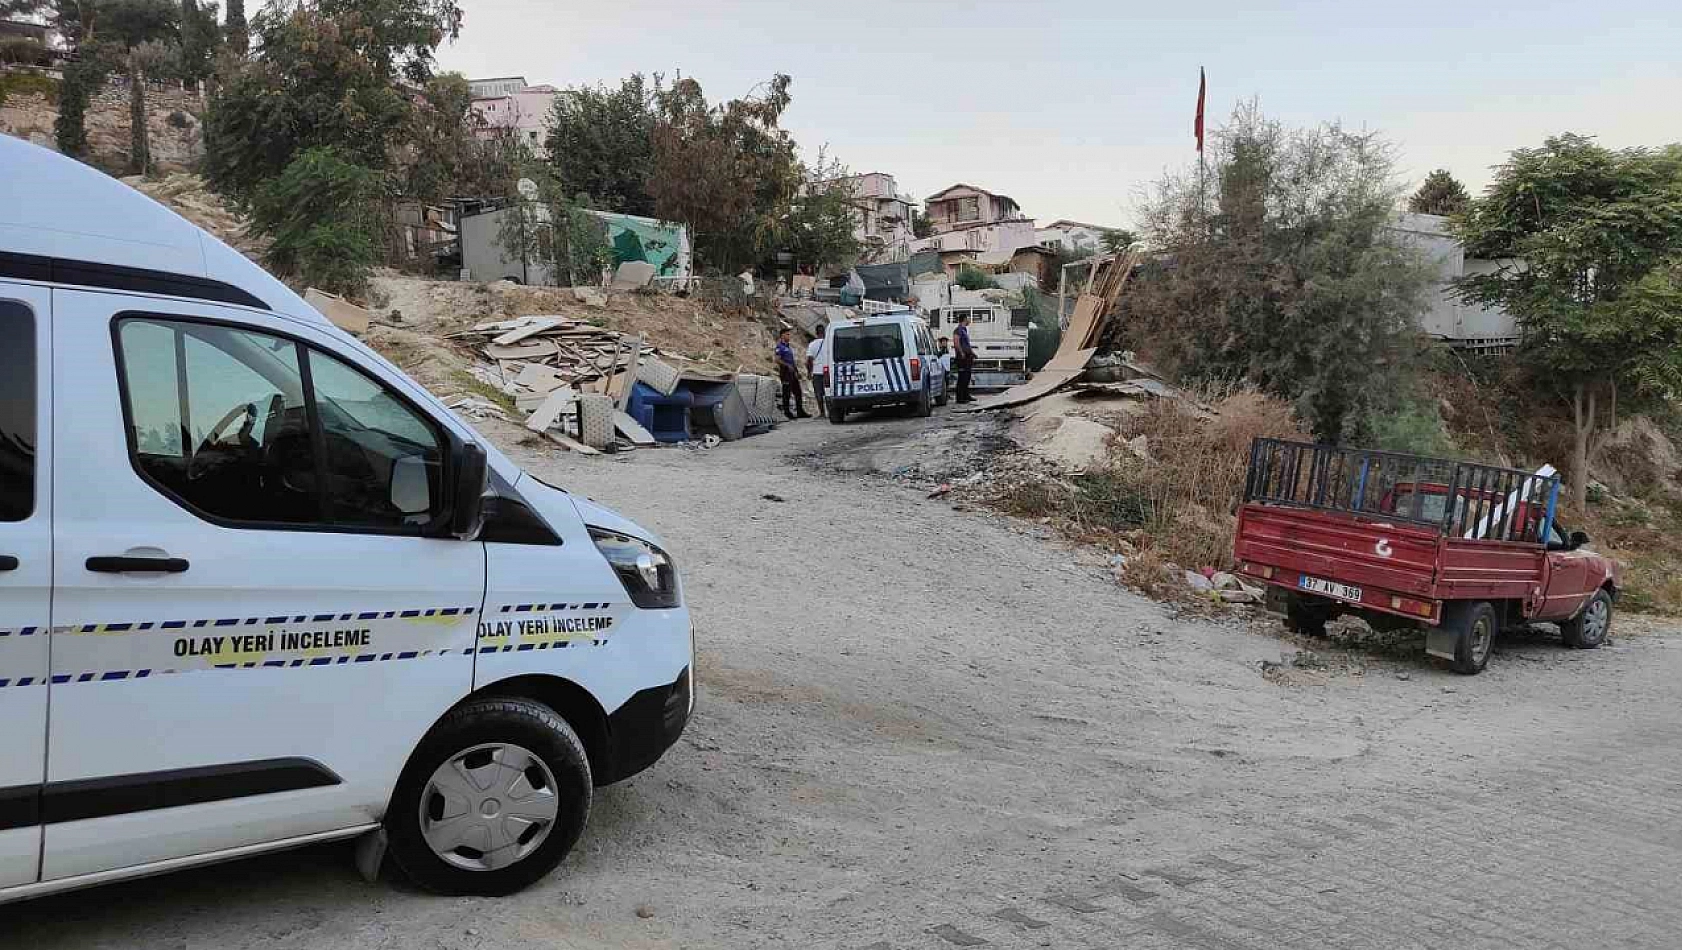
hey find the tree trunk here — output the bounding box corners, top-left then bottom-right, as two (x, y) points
(128, 59), (150, 177)
(1571, 381), (1593, 513)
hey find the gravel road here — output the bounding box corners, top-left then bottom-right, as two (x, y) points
(11, 410), (1682, 950)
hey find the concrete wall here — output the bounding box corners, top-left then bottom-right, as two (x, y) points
(459, 207), (556, 285)
(0, 72), (204, 173)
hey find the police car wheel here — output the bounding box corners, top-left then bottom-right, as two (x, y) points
(828, 401), (846, 424)
(386, 697), (592, 896)
(916, 386), (933, 417)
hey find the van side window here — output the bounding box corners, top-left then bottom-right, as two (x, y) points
(118, 318), (320, 525)
(307, 349), (444, 528)
(0, 301), (35, 522)
(116, 317), (445, 532)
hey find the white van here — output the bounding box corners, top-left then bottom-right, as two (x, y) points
(0, 137), (693, 901)
(823, 310), (947, 423)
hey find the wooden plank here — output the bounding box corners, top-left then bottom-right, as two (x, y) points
(303, 288), (371, 334)
(513, 363), (568, 393)
(485, 339), (559, 361)
(515, 391), (553, 413)
(613, 410), (656, 445)
(1064, 294), (1106, 352)
(955, 349), (1098, 413)
(616, 336), (643, 411)
(473, 317), (532, 332)
(525, 388), (577, 432)
(542, 430), (601, 455)
(492, 318), (562, 346)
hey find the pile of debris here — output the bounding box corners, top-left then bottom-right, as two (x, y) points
(445, 311), (781, 453)
(956, 250), (1194, 413)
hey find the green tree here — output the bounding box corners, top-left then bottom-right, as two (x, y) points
(494, 166), (613, 287)
(954, 264), (997, 291)
(648, 73), (801, 273)
(220, 0), (243, 52)
(1124, 102), (1434, 443)
(1099, 228), (1137, 254)
(544, 75), (657, 216)
(404, 72), (523, 205)
(1408, 168), (1470, 216)
(1454, 135), (1682, 510)
(778, 157), (861, 275)
(204, 0), (459, 200)
(251, 147), (384, 294)
(176, 0), (220, 88)
(910, 207), (934, 238)
(101, 0), (179, 175)
(42, 0), (111, 158)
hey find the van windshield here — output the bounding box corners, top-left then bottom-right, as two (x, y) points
(833, 324), (905, 362)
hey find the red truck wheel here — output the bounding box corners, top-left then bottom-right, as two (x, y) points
(1560, 589), (1612, 649)
(1446, 601), (1497, 675)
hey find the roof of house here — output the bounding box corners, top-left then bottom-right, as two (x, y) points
(469, 76), (529, 84)
(926, 183), (1018, 208)
(1039, 219), (1113, 232)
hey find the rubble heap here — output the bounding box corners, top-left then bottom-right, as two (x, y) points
(444, 312), (779, 453)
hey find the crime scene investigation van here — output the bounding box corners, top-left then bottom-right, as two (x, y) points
(0, 136), (693, 901)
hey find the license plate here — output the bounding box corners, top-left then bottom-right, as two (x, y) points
(1299, 574), (1362, 602)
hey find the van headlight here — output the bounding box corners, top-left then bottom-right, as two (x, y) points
(589, 529), (681, 609)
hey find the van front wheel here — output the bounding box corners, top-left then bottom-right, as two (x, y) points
(386, 698), (592, 896)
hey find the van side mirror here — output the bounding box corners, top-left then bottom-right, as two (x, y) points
(450, 442), (489, 540)
(1569, 530), (1590, 549)
(389, 455), (431, 516)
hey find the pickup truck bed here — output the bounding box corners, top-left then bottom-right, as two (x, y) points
(1233, 438), (1619, 675)
(1234, 503), (1553, 624)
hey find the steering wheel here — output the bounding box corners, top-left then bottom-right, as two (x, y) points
(187, 395), (283, 482)
(187, 401), (256, 482)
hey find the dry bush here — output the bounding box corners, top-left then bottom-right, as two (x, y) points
(1103, 389), (1303, 569)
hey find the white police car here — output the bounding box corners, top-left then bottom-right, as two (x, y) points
(823, 310), (947, 423)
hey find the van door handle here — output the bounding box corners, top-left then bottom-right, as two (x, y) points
(0, 555), (18, 572)
(86, 556), (190, 574)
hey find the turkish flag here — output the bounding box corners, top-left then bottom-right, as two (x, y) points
(1195, 67), (1206, 153)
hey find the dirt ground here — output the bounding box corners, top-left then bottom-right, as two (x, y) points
(11, 408), (1682, 949)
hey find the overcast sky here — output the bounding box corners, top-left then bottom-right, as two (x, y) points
(437, 0), (1682, 229)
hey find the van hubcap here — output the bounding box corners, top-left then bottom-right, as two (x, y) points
(420, 743), (558, 871)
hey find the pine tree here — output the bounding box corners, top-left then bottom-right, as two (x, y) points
(1407, 169), (1470, 216)
(222, 0), (245, 53)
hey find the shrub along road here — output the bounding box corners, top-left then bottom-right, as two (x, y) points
(12, 413), (1682, 949)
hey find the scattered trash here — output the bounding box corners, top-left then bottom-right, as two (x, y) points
(928, 483), (953, 499)
(1184, 571), (1214, 592)
(635, 904), (655, 919)
(761, 493), (787, 503)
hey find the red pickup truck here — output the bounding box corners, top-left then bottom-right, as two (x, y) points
(1233, 439), (1619, 674)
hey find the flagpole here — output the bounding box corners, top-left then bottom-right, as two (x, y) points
(1195, 66), (1207, 229)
